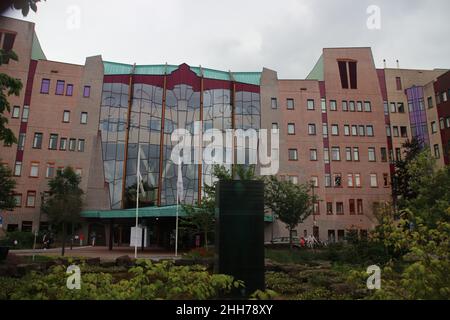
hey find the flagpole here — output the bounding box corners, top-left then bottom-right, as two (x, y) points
(135, 145), (140, 259)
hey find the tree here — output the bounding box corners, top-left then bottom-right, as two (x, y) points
(1, 0), (43, 16)
(264, 176), (317, 249)
(42, 167), (84, 256)
(0, 162), (16, 211)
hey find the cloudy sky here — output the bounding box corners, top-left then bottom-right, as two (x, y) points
(3, 0), (450, 78)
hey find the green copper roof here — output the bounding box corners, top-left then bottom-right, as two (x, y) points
(306, 54), (324, 81)
(31, 32), (46, 60)
(103, 61), (261, 85)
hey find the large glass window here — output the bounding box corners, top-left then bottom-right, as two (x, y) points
(40, 79), (50, 94)
(56, 80), (65, 95)
(33, 132), (42, 149)
(49, 134), (58, 150)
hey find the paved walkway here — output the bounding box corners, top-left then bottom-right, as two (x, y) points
(10, 246), (183, 261)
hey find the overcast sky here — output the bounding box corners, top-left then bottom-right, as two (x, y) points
(3, 0), (449, 78)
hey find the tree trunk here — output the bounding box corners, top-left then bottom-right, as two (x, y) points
(289, 227), (293, 251)
(61, 222), (66, 256)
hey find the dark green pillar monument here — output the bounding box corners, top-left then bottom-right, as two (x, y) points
(215, 180), (265, 295)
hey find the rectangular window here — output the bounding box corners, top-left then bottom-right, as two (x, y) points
(22, 105), (29, 122)
(368, 147), (376, 162)
(384, 101), (389, 115)
(308, 124), (316, 135)
(440, 118), (446, 130)
(349, 199), (356, 215)
(366, 125), (374, 137)
(310, 149), (318, 161)
(355, 174), (361, 188)
(311, 176), (319, 187)
(330, 100), (337, 111)
(346, 147), (352, 161)
(400, 126), (408, 138)
(381, 148), (387, 162)
(364, 101), (372, 112)
(396, 148), (402, 161)
(30, 162), (39, 177)
(66, 84), (73, 96)
(322, 124), (328, 137)
(370, 174), (378, 188)
(334, 173), (342, 187)
(344, 125), (350, 136)
(80, 112), (88, 124)
(383, 173), (389, 187)
(357, 101), (363, 112)
(14, 161), (22, 176)
(32, 132), (43, 149)
(288, 149), (298, 161)
(386, 125), (391, 137)
(336, 202), (344, 215)
(324, 148), (330, 164)
(347, 174), (354, 187)
(271, 98), (278, 109)
(26, 191), (36, 208)
(396, 77), (402, 90)
(321, 99), (327, 113)
(331, 147), (340, 161)
(325, 174), (332, 188)
(359, 125), (365, 136)
(353, 147), (360, 161)
(398, 102), (405, 113)
(40, 79), (50, 94)
(349, 101), (355, 112)
(307, 99), (315, 110)
(83, 86), (91, 98)
(434, 144), (440, 159)
(351, 125), (358, 136)
(431, 121), (437, 134)
(60, 138), (67, 151)
(331, 124), (339, 136)
(55, 80), (65, 95)
(357, 199), (363, 215)
(390, 102), (397, 113)
(287, 123), (295, 135)
(427, 96), (433, 108)
(272, 123), (278, 130)
(393, 126), (399, 137)
(327, 202), (333, 215)
(77, 139), (85, 152)
(49, 134), (58, 150)
(63, 110), (70, 123)
(338, 61), (349, 89)
(46, 163), (55, 178)
(342, 100), (348, 111)
(12, 106), (20, 118)
(18, 133), (26, 151)
(287, 98), (294, 110)
(14, 194), (22, 207)
(69, 138), (76, 151)
(348, 61), (357, 89)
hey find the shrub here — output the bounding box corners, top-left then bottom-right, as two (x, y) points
(0, 231), (36, 249)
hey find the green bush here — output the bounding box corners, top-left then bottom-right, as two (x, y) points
(0, 231), (36, 249)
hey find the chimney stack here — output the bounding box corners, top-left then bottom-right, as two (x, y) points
(396, 60), (400, 69)
(383, 59), (386, 68)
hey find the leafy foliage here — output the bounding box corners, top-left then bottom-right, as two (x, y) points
(0, 162), (16, 211)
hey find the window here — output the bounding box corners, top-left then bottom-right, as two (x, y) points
(310, 149), (318, 161)
(331, 124), (339, 136)
(384, 101), (389, 115)
(337, 230), (345, 242)
(336, 202), (344, 215)
(321, 99), (327, 113)
(288, 149), (298, 161)
(287, 98), (294, 110)
(440, 118), (446, 130)
(353, 147), (360, 161)
(443, 91), (448, 102)
(30, 162), (39, 177)
(347, 174), (354, 187)
(358, 125), (365, 136)
(381, 148), (387, 162)
(32, 133), (43, 149)
(344, 125), (350, 136)
(77, 139), (85, 152)
(338, 60), (357, 89)
(271, 98), (278, 109)
(322, 124), (328, 137)
(83, 86), (91, 98)
(57, 167), (64, 175)
(434, 144), (440, 159)
(345, 147), (352, 161)
(324, 148), (330, 164)
(55, 80), (65, 95)
(327, 202), (333, 215)
(342, 101), (348, 111)
(308, 124), (316, 135)
(431, 121), (437, 134)
(331, 147), (340, 161)
(311, 176), (319, 187)
(349, 101), (355, 112)
(368, 148), (376, 162)
(49, 134), (58, 150)
(21, 221), (33, 232)
(69, 138), (76, 151)
(75, 168), (83, 176)
(22, 105), (29, 122)
(366, 125), (374, 137)
(364, 101), (372, 112)
(398, 102), (405, 113)
(40, 79), (50, 94)
(287, 123), (295, 135)
(272, 123), (278, 130)
(370, 174), (378, 188)
(396, 148), (402, 161)
(447, 117), (450, 128)
(63, 110), (70, 123)
(351, 125), (358, 136)
(357, 199), (363, 215)
(46, 163), (55, 178)
(14, 161), (22, 176)
(393, 126), (399, 137)
(325, 174), (332, 188)
(357, 101), (363, 112)
(18, 133), (25, 150)
(307, 99), (315, 110)
(386, 125), (391, 137)
(289, 176), (298, 184)
(26, 191), (36, 208)
(349, 199), (356, 215)
(338, 61), (349, 89)
(396, 77), (402, 90)
(330, 100), (337, 111)
(313, 203), (320, 216)
(348, 61), (357, 89)
(334, 173), (342, 187)
(355, 174), (361, 188)
(12, 106), (20, 118)
(14, 194), (22, 207)
(60, 138), (67, 151)
(427, 96), (433, 108)
(400, 126), (408, 138)
(390, 102), (397, 113)
(66, 84), (73, 96)
(383, 173), (389, 187)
